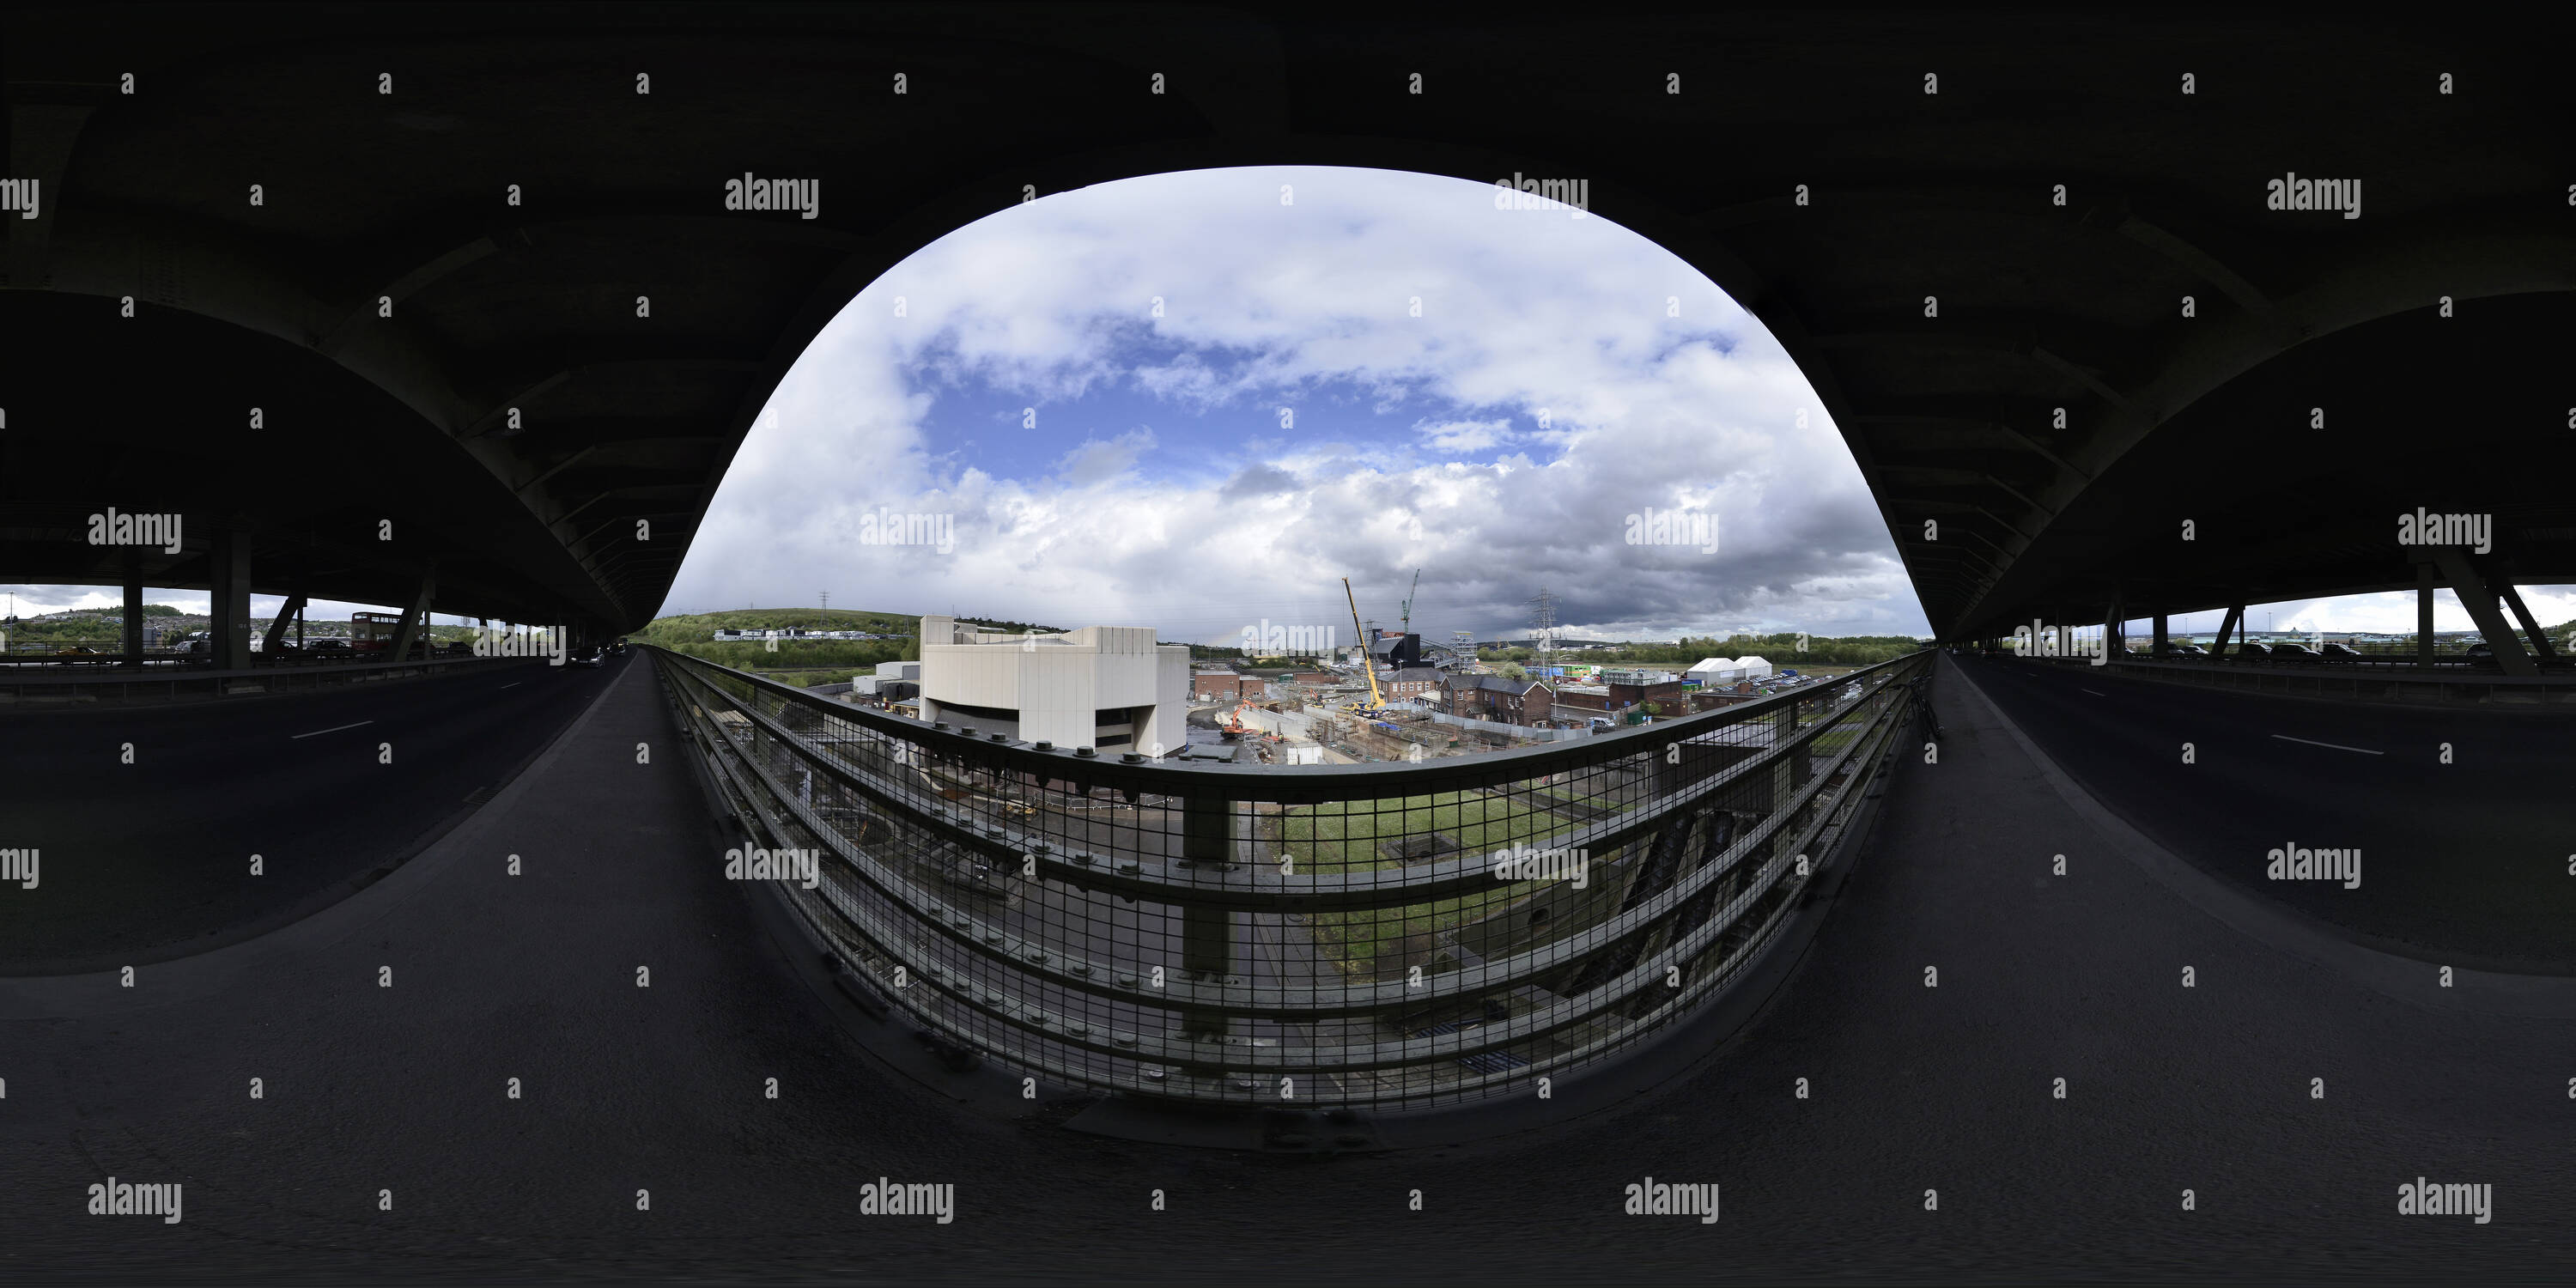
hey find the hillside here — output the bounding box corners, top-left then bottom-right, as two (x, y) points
(638, 607), (920, 644)
(637, 607), (1062, 646)
(639, 607), (1060, 683)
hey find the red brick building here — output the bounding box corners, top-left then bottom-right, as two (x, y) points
(1443, 674), (1555, 726)
(1192, 671), (1267, 701)
(1383, 666), (1446, 700)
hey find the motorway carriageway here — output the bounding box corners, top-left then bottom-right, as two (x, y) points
(3, 653), (2573, 1280)
(0, 652), (621, 973)
(1952, 653), (2576, 973)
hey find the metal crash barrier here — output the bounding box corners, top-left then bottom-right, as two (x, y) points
(650, 646), (1932, 1111)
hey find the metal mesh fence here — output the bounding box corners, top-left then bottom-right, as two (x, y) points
(651, 647), (1931, 1111)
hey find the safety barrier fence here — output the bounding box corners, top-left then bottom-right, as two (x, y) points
(650, 646), (1932, 1111)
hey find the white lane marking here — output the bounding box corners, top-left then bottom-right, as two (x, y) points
(290, 720), (375, 740)
(2082, 689), (2105, 696)
(500, 682), (522, 690)
(2270, 733), (2382, 756)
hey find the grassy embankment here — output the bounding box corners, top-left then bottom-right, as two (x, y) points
(1277, 793), (1575, 980)
(635, 608), (1062, 685)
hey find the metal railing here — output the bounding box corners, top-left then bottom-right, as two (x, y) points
(649, 646), (1931, 1112)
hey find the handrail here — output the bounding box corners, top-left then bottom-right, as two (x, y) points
(649, 643), (1929, 1110)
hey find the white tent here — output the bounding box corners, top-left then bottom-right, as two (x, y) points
(1733, 655), (1774, 679)
(1686, 657), (1739, 682)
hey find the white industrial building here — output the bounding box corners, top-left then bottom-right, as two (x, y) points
(914, 615), (1189, 754)
(1686, 655), (1776, 684)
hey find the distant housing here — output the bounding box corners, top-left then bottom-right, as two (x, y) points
(711, 628), (908, 641)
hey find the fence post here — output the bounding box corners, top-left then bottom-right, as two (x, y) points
(1177, 794), (1234, 1067)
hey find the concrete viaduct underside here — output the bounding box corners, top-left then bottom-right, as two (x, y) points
(4, 5), (2572, 661)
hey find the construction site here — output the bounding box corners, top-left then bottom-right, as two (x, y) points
(1184, 574), (1609, 766)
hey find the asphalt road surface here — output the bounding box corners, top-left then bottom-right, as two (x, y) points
(1953, 653), (2576, 973)
(3, 653), (2570, 1282)
(0, 653), (613, 973)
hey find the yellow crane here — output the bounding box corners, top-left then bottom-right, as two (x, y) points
(1341, 576), (1388, 715)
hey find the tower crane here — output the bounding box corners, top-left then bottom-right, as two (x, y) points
(1341, 576), (1388, 715)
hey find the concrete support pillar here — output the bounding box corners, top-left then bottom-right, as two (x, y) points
(388, 569), (436, 662)
(2152, 612), (2168, 655)
(2496, 579), (2560, 663)
(2213, 602), (2245, 658)
(2418, 562), (2438, 666)
(261, 589), (307, 661)
(2103, 593), (2124, 659)
(2428, 548), (2537, 676)
(208, 527), (252, 671)
(120, 548), (143, 667)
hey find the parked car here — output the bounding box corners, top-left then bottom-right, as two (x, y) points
(2231, 642), (2270, 659)
(2153, 641), (2206, 659)
(2269, 642), (2317, 662)
(309, 637), (352, 653)
(2319, 643), (2361, 663)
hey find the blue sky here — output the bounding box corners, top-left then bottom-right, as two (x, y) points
(669, 165), (1923, 645)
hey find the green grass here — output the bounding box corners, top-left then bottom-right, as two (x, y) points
(635, 606), (1091, 675)
(1528, 781), (1637, 814)
(639, 607), (917, 642)
(1280, 791), (1582, 979)
(660, 640), (914, 672)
